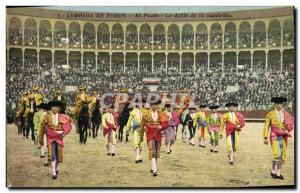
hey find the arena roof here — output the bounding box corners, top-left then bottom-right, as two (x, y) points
(42, 6), (279, 13)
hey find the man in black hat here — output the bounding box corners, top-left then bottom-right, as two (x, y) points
(263, 97), (294, 179)
(220, 102), (245, 165)
(141, 99), (168, 177)
(38, 100), (72, 179)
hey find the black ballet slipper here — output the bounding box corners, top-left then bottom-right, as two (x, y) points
(276, 175), (284, 180)
(153, 172), (158, 177)
(210, 149), (214, 152)
(40, 155), (45, 158)
(111, 153), (115, 156)
(43, 163), (49, 167)
(138, 159), (143, 163)
(107, 153), (111, 156)
(135, 160), (139, 164)
(270, 170), (276, 178)
(214, 150), (218, 153)
(150, 169), (154, 173)
(52, 175), (57, 179)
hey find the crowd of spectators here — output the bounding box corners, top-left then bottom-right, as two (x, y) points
(7, 54), (294, 120)
(54, 30), (67, 48)
(283, 32), (294, 46)
(83, 31), (95, 49)
(195, 33), (208, 49)
(126, 33), (138, 49)
(153, 33), (166, 48)
(24, 28), (37, 46)
(140, 32), (152, 49)
(69, 32), (81, 48)
(167, 32), (180, 49)
(210, 30), (222, 49)
(182, 34), (194, 48)
(6, 24), (295, 120)
(10, 26), (294, 51)
(238, 31), (251, 48)
(268, 30), (281, 47)
(224, 31), (236, 49)
(39, 29), (52, 47)
(253, 32), (266, 48)
(111, 32), (124, 48)
(97, 32), (110, 48)
(9, 29), (22, 45)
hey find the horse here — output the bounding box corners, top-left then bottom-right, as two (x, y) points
(117, 102), (131, 142)
(78, 103), (90, 144)
(91, 99), (102, 138)
(179, 111), (188, 142)
(24, 100), (37, 142)
(16, 103), (26, 135)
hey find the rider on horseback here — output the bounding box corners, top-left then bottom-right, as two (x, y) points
(31, 86), (43, 106)
(74, 86), (90, 120)
(16, 91), (28, 135)
(53, 87), (67, 114)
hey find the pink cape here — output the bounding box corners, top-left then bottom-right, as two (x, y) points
(46, 114), (72, 147)
(270, 111), (294, 143)
(103, 121), (117, 136)
(225, 112), (245, 137)
(146, 121), (168, 144)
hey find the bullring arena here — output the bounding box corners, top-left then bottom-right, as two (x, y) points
(6, 6), (295, 187)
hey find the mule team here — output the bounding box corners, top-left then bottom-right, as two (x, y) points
(15, 86), (294, 180)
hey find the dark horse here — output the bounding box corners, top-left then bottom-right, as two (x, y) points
(25, 100), (37, 142)
(78, 103), (90, 144)
(180, 110), (188, 142)
(16, 103), (26, 135)
(91, 99), (102, 138)
(118, 102), (131, 142)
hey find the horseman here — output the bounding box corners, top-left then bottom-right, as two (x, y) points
(74, 86), (90, 120)
(53, 87), (67, 114)
(16, 91), (28, 135)
(16, 91), (27, 118)
(24, 92), (37, 142)
(29, 86), (44, 142)
(31, 86), (44, 106)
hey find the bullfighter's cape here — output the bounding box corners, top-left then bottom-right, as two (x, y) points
(222, 112), (245, 137)
(40, 113), (72, 148)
